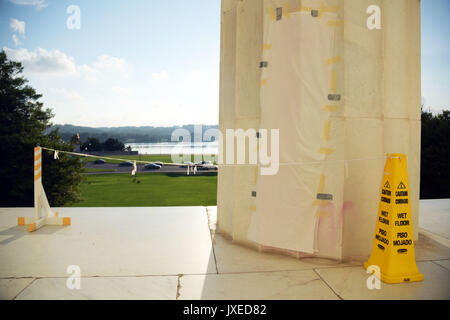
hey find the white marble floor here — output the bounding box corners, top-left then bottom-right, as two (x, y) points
(0, 201), (449, 300)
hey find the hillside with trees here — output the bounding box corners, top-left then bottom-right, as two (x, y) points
(80, 137), (125, 152)
(48, 124), (218, 144)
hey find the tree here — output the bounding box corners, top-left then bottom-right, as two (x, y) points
(0, 50), (84, 206)
(421, 109), (450, 199)
(102, 138), (124, 151)
(80, 137), (102, 152)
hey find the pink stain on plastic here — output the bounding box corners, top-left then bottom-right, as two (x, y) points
(259, 201), (355, 259)
(316, 200), (354, 256)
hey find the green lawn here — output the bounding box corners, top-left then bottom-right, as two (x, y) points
(71, 172), (217, 207)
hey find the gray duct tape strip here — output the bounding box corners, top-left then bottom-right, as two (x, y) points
(259, 61), (268, 68)
(276, 8), (283, 20)
(317, 193), (333, 200)
(311, 10), (319, 17)
(251, 191), (257, 197)
(328, 94), (341, 101)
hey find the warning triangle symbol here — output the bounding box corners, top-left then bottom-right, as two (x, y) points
(383, 181), (390, 189)
(397, 181), (406, 189)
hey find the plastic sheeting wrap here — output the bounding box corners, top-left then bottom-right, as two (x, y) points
(248, 10), (344, 257)
(217, 0), (421, 261)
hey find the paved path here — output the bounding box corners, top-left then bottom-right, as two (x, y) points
(0, 202), (448, 299)
(84, 162), (217, 174)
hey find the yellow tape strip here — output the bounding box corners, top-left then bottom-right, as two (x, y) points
(28, 223), (36, 232)
(319, 147), (335, 155)
(312, 175), (328, 206)
(295, 4), (341, 18)
(326, 56), (341, 65)
(260, 79), (267, 87)
(34, 171), (41, 181)
(315, 210), (330, 217)
(294, 6), (312, 12)
(249, 205), (256, 212)
(267, 8), (276, 22)
(284, 3), (291, 19)
(321, 4), (341, 13)
(327, 20), (343, 26)
(323, 120), (331, 141)
(330, 70), (336, 93)
(262, 43), (272, 50)
(318, 174), (325, 193)
(313, 199), (330, 206)
(34, 162), (41, 171)
(323, 105), (339, 112)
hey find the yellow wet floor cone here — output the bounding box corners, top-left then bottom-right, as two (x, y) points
(364, 153), (423, 283)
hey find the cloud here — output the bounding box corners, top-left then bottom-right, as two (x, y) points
(152, 70), (169, 80)
(8, 0), (47, 9)
(93, 55), (128, 70)
(76, 54), (130, 85)
(10, 18), (25, 35)
(111, 86), (133, 96)
(2, 46), (218, 126)
(12, 34), (21, 46)
(3, 47), (76, 74)
(190, 71), (203, 81)
(47, 87), (84, 102)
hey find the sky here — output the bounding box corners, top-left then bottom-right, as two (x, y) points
(0, 0), (449, 127)
(0, 0), (221, 127)
(421, 0), (450, 114)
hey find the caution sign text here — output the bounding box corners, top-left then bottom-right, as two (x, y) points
(364, 153), (423, 284)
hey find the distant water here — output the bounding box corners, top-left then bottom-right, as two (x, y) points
(125, 142), (218, 155)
